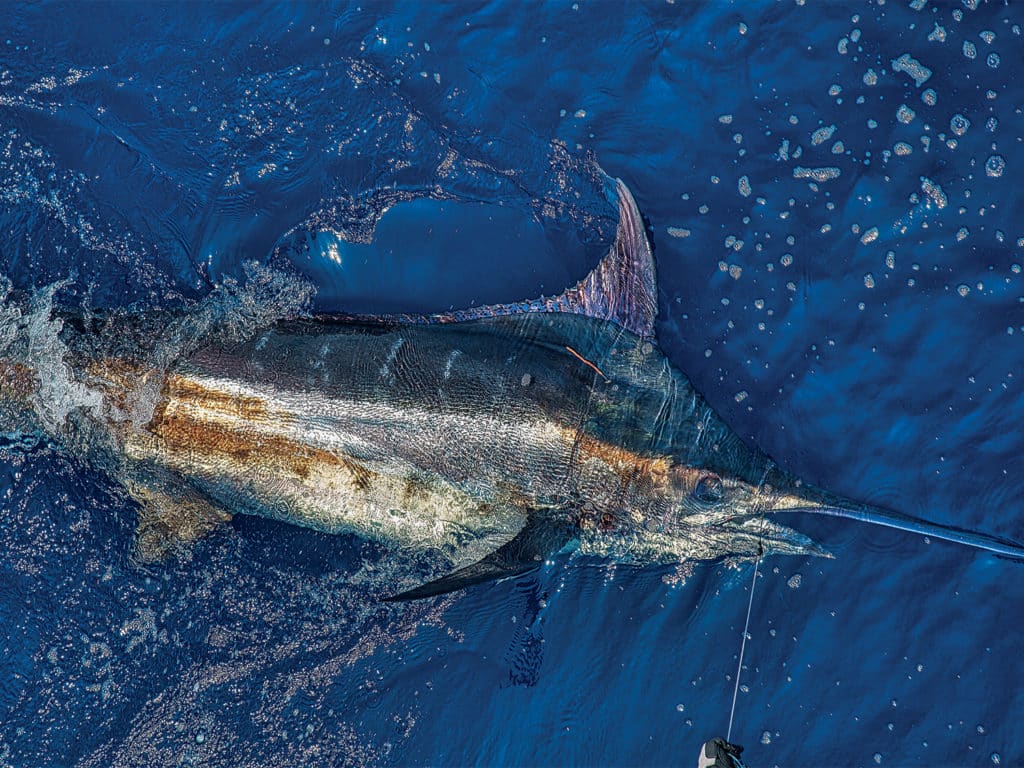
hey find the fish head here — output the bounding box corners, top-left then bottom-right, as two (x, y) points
(667, 464), (828, 519)
(578, 463), (835, 565)
(670, 464), (761, 517)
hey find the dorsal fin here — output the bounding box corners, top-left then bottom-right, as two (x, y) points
(320, 178), (659, 338)
(550, 178), (658, 337)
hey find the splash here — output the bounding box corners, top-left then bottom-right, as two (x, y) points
(0, 276), (105, 441)
(0, 264), (314, 453)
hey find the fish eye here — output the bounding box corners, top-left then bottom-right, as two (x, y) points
(693, 473), (724, 503)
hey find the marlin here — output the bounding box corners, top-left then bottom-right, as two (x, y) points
(3, 177), (1022, 599)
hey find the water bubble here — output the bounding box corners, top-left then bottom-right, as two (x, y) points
(873, 753), (883, 764)
(891, 53), (931, 86)
(985, 155), (1006, 178)
(676, 703), (685, 712)
(811, 124), (837, 145)
(950, 114), (970, 136)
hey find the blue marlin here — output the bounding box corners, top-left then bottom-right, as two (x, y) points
(3, 177), (1022, 599)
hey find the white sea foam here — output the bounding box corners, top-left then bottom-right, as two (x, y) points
(0, 264), (314, 448)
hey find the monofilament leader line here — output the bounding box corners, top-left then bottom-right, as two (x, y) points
(727, 469), (771, 744)
(726, 541), (761, 743)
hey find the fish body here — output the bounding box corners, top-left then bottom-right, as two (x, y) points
(8, 176), (1023, 598)
(123, 311), (790, 565)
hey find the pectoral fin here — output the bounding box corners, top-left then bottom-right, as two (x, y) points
(385, 513), (576, 601)
(122, 462), (232, 561)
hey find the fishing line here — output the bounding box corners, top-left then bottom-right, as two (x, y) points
(726, 464), (772, 743)
(726, 542), (761, 743)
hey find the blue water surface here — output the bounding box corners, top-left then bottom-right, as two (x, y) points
(1, 2), (1023, 766)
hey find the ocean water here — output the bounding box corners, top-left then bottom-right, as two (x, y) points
(1, 2), (1022, 767)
